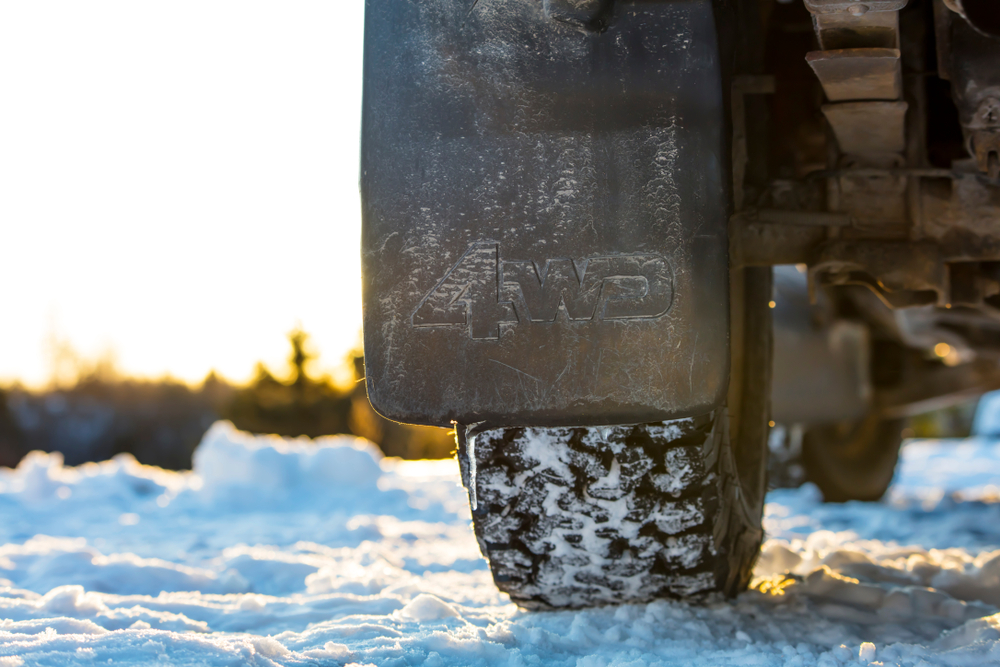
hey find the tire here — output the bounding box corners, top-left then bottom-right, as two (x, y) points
(456, 267), (773, 608)
(801, 413), (904, 503)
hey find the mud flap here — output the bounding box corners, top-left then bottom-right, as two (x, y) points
(361, 0), (733, 428)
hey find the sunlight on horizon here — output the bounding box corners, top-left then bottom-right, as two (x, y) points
(0, 1), (365, 388)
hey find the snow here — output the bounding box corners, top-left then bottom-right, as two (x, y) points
(1, 421), (1000, 665)
(973, 390), (1000, 437)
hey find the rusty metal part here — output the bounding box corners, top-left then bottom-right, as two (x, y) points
(878, 358), (1000, 418)
(841, 284), (905, 340)
(933, 0), (954, 80)
(738, 172), (1000, 326)
(806, 48), (902, 101)
(739, 175), (1000, 302)
(755, 209), (852, 226)
(921, 174), (1000, 252)
(972, 130), (1000, 179)
(944, 17), (1000, 169)
(803, 167), (960, 179)
(732, 75), (776, 210)
(838, 168), (909, 226)
(810, 240), (947, 308)
(968, 100), (1000, 178)
(732, 217), (826, 267)
(822, 100), (908, 154)
(758, 0), (1000, 428)
(970, 98), (1000, 130)
(805, 0), (910, 240)
(949, 261), (1000, 307)
(737, 172), (1000, 267)
(948, 22), (1000, 128)
(812, 11), (901, 49)
(805, 0), (907, 14)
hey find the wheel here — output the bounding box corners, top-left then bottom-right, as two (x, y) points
(801, 412), (904, 502)
(456, 267), (773, 608)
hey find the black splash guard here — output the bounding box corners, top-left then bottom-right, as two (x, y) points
(361, 0), (732, 428)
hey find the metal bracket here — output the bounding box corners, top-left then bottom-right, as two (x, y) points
(806, 48), (902, 101)
(732, 75), (776, 210)
(809, 241), (948, 308)
(822, 100), (908, 154)
(972, 130), (1000, 179)
(805, 0), (907, 15)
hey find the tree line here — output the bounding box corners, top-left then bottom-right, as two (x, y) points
(0, 330), (453, 470)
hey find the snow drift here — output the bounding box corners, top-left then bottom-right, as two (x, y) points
(1, 421), (1000, 665)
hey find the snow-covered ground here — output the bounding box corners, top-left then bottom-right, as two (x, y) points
(2, 422), (1000, 666)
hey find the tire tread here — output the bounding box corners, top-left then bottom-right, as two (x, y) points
(458, 413), (763, 609)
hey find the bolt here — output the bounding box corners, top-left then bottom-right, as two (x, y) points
(976, 98), (1000, 127)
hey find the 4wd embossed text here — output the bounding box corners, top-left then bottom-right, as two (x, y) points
(412, 242), (674, 340)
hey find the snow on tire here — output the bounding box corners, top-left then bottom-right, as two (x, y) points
(457, 412), (765, 609)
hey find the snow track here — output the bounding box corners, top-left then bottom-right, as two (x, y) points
(1, 421), (1000, 665)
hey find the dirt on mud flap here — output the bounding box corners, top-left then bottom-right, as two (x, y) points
(360, 0), (736, 430)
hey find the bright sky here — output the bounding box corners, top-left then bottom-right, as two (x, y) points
(0, 1), (365, 388)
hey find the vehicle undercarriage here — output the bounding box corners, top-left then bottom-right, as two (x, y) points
(360, 0), (1000, 607)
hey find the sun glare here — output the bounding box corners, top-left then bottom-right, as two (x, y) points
(0, 1), (365, 387)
